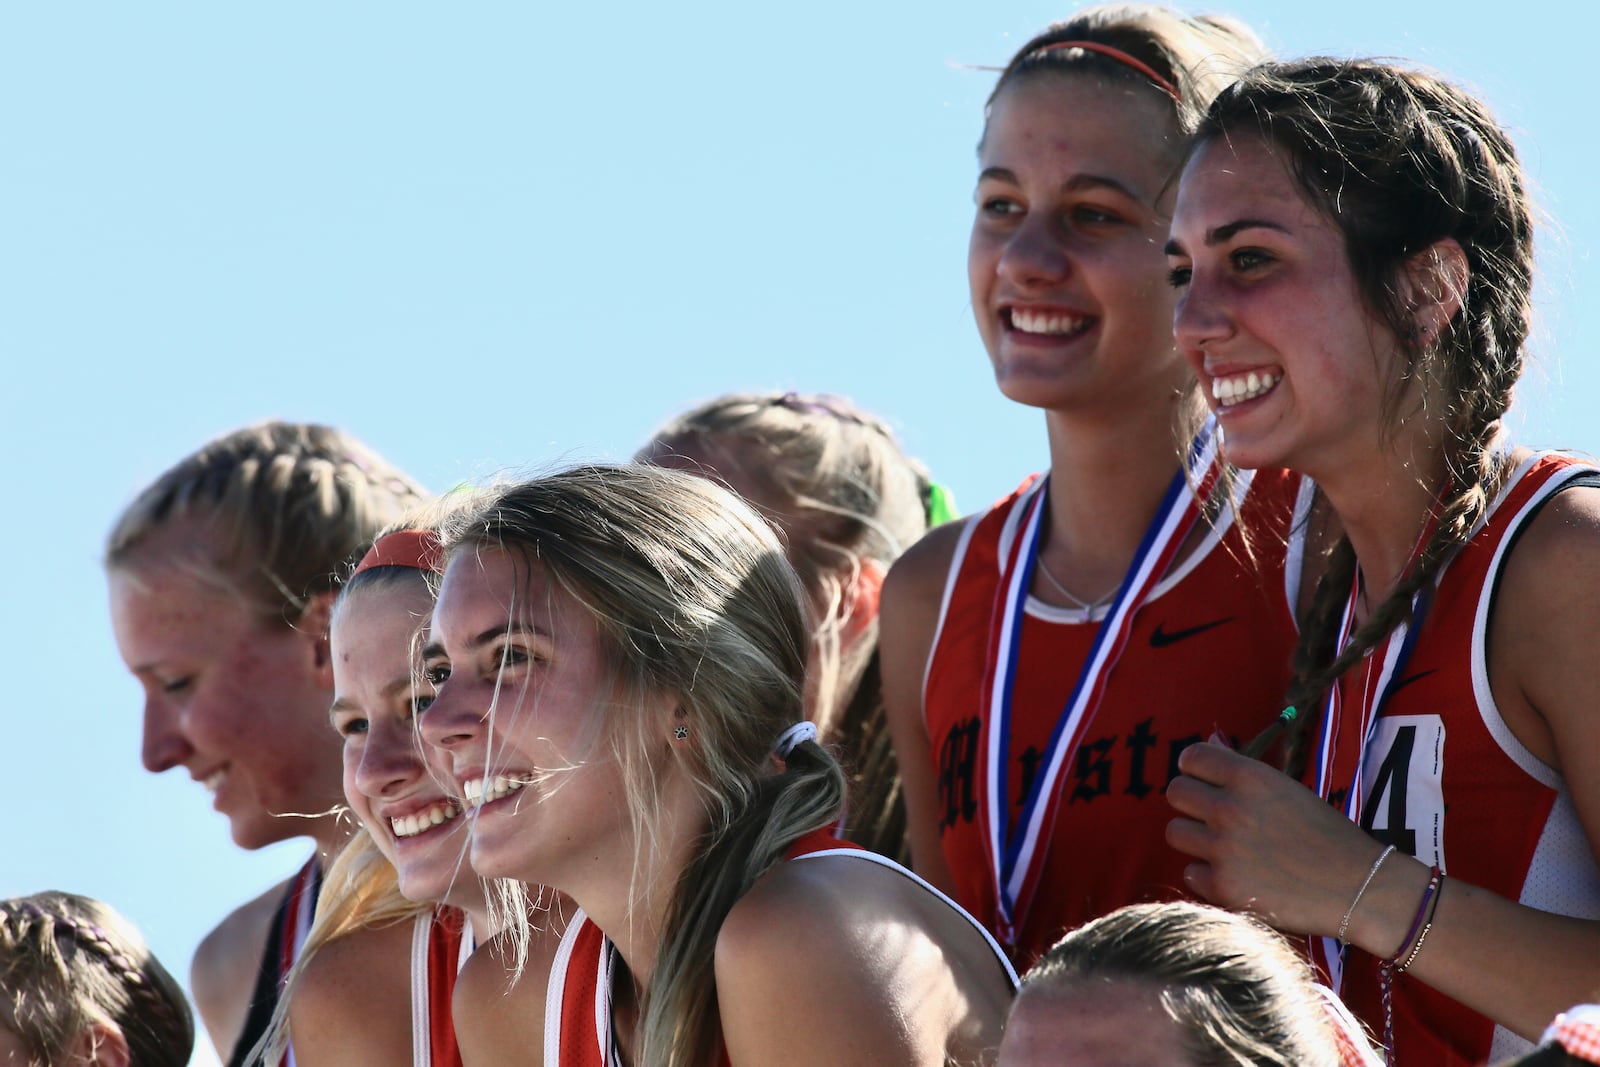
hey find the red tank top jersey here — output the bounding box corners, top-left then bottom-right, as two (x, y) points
(412, 906), (470, 1067)
(923, 466), (1307, 967)
(1322, 453), (1600, 1066)
(544, 830), (1016, 1065)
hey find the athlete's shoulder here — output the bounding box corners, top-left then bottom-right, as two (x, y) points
(884, 481), (1030, 616)
(453, 925), (557, 1067)
(191, 877), (291, 1062)
(288, 920), (414, 1067)
(883, 520), (967, 617)
(718, 852), (1009, 1066)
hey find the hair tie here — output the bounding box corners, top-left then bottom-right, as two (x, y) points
(924, 481), (959, 527)
(773, 721), (818, 759)
(1033, 40), (1181, 102)
(353, 529), (444, 577)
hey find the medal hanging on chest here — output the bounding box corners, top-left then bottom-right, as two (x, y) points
(976, 421), (1222, 948)
(1310, 557), (1436, 994)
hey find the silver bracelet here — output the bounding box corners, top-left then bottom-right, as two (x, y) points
(1338, 844), (1396, 946)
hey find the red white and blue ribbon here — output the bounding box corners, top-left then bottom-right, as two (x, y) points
(978, 420), (1221, 947)
(1312, 575), (1433, 994)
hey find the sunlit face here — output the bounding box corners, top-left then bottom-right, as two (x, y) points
(999, 980), (1195, 1067)
(419, 548), (670, 889)
(1167, 134), (1403, 475)
(330, 577), (472, 907)
(969, 74), (1192, 415)
(108, 549), (344, 851)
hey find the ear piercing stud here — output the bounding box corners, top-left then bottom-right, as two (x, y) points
(674, 724), (689, 741)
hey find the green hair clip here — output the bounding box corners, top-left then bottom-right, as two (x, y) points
(925, 481), (960, 527)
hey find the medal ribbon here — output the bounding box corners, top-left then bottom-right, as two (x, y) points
(979, 421), (1221, 946)
(1310, 532), (1439, 993)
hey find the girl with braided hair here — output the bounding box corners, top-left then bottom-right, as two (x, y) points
(881, 4), (1309, 969)
(641, 390), (946, 861)
(420, 464), (1015, 1067)
(0, 891), (194, 1067)
(1164, 58), (1600, 1064)
(104, 421), (428, 1065)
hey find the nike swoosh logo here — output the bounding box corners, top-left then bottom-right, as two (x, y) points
(1149, 617), (1235, 648)
(1388, 669), (1438, 696)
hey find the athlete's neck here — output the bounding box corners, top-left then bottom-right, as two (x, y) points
(1038, 404), (1189, 604)
(1315, 423), (1454, 607)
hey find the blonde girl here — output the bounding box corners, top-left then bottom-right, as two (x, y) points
(421, 464), (1015, 1067)
(642, 389), (950, 860)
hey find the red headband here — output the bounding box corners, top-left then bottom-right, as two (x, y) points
(353, 529), (444, 577)
(1034, 40), (1181, 102)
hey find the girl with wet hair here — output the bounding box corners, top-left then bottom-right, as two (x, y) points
(252, 525), (494, 1067)
(1001, 901), (1379, 1067)
(420, 464), (1016, 1067)
(881, 3), (1308, 968)
(1164, 58), (1600, 1064)
(0, 891), (195, 1067)
(104, 421), (428, 1065)
(642, 389), (947, 861)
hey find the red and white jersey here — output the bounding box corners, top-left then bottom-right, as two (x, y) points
(1323, 453), (1600, 1066)
(410, 906), (473, 1067)
(543, 831), (1016, 1066)
(923, 467), (1308, 967)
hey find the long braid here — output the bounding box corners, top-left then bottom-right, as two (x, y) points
(1209, 61), (1535, 767)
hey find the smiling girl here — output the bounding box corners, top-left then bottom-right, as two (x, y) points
(105, 422), (427, 1065)
(880, 5), (1308, 968)
(251, 527), (489, 1067)
(1163, 59), (1600, 1064)
(421, 464), (1015, 1067)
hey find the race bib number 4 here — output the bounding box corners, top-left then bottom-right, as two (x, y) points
(1359, 714), (1447, 869)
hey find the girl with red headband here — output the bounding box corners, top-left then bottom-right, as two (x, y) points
(880, 4), (1310, 968)
(251, 525), (497, 1067)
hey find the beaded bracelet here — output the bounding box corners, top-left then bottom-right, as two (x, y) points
(1395, 873), (1444, 974)
(1391, 866), (1442, 966)
(1377, 864), (1443, 1064)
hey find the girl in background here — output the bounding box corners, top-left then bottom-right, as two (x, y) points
(642, 390), (950, 860)
(105, 421), (427, 1065)
(881, 5), (1306, 966)
(1164, 58), (1600, 1064)
(1, 891), (194, 1067)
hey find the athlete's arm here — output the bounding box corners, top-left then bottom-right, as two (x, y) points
(286, 921), (414, 1067)
(880, 524), (963, 894)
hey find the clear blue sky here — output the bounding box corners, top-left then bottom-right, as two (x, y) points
(2, 3), (1593, 1063)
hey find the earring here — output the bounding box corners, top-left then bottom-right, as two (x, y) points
(674, 724), (689, 741)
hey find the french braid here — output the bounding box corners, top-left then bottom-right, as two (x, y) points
(106, 420), (428, 623)
(1, 893), (194, 1067)
(1196, 61), (1534, 765)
